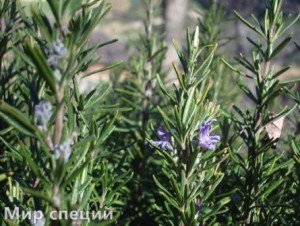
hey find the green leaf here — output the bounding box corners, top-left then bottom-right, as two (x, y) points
(83, 106), (130, 116)
(228, 147), (247, 171)
(271, 66), (290, 80)
(65, 92), (75, 132)
(201, 197), (230, 220)
(170, 174), (182, 202)
(19, 141), (49, 185)
(12, 46), (35, 68)
(276, 13), (300, 37)
(115, 88), (140, 97)
(80, 183), (95, 209)
(22, 187), (54, 205)
(0, 100), (36, 134)
(259, 178), (284, 199)
(173, 63), (186, 92)
(82, 61), (123, 78)
(78, 1), (110, 46)
(105, 171), (133, 204)
(46, 0), (60, 25)
(85, 81), (110, 105)
(237, 79), (257, 103)
(0, 112), (35, 137)
(266, 159), (293, 176)
(234, 11), (266, 39)
(153, 175), (173, 199)
(153, 175), (180, 211)
(0, 137), (23, 161)
(156, 74), (176, 104)
(24, 40), (57, 94)
(269, 36), (291, 60)
(31, 8), (53, 42)
(182, 87), (195, 125)
(72, 136), (95, 150)
(187, 183), (201, 204)
(246, 37), (264, 55)
(96, 114), (117, 146)
(279, 77), (300, 84)
(194, 45), (217, 83)
(71, 178), (80, 205)
(251, 14), (265, 35)
(61, 158), (91, 189)
(203, 173), (224, 201)
(173, 39), (188, 73)
(263, 105), (296, 127)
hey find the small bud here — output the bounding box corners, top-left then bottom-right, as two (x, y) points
(193, 26), (199, 48)
(54, 141), (71, 163)
(53, 69), (62, 82)
(51, 39), (68, 57)
(34, 101), (52, 132)
(53, 133), (77, 163)
(47, 39), (68, 67)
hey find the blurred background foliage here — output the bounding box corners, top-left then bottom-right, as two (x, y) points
(20, 0), (300, 64)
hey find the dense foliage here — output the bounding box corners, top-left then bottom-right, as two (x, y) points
(0, 0), (299, 225)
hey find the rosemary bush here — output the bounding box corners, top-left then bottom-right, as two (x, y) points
(0, 0), (130, 225)
(0, 0), (299, 225)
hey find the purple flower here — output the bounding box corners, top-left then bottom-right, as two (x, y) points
(198, 120), (220, 150)
(152, 127), (172, 150)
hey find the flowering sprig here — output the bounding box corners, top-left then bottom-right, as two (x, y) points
(47, 39), (68, 68)
(152, 25), (228, 226)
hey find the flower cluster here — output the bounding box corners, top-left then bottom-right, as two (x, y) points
(151, 120), (220, 151)
(54, 141), (72, 163)
(34, 101), (52, 132)
(53, 133), (77, 163)
(47, 39), (68, 71)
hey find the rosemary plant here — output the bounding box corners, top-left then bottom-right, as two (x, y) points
(149, 27), (230, 226)
(108, 0), (167, 224)
(0, 0), (130, 225)
(223, 0), (300, 224)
